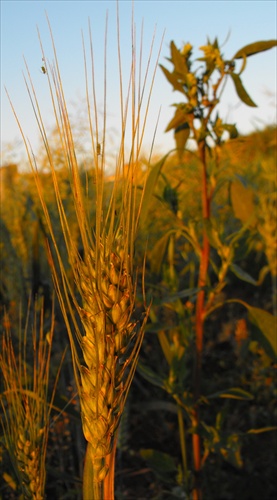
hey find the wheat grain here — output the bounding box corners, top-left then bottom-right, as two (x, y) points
(75, 239), (141, 483)
(0, 302), (61, 499)
(6, 4), (164, 496)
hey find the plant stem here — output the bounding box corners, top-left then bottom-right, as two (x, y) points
(83, 437), (117, 500)
(83, 444), (103, 500)
(103, 439), (117, 500)
(177, 405), (189, 491)
(192, 141), (210, 500)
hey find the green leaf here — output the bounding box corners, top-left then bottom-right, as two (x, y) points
(233, 40), (277, 59)
(165, 107), (188, 132)
(230, 180), (256, 224)
(170, 40), (188, 75)
(174, 122), (190, 160)
(137, 362), (166, 389)
(229, 72), (257, 107)
(230, 263), (258, 285)
(157, 331), (173, 365)
(227, 299), (277, 361)
(140, 449), (177, 482)
(150, 230), (173, 274)
(139, 154), (170, 229)
(231, 265), (271, 290)
(207, 387), (254, 400)
(203, 219), (222, 249)
(162, 287), (200, 304)
(247, 306), (277, 360)
(159, 64), (186, 94)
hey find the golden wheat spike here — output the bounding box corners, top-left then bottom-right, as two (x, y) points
(6, 2), (164, 497)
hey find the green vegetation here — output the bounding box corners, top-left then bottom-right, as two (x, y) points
(1, 12), (276, 500)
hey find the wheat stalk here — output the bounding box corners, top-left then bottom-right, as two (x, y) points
(0, 300), (61, 499)
(6, 4), (163, 498)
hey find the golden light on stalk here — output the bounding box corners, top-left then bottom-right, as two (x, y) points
(6, 4), (164, 498)
(0, 301), (63, 499)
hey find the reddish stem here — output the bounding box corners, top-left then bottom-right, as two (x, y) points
(192, 141), (210, 500)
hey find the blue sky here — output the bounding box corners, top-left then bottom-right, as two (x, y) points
(1, 0), (276, 163)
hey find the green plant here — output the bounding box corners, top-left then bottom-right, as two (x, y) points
(138, 37), (277, 499)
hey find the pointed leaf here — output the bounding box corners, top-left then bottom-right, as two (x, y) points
(204, 219), (222, 249)
(230, 180), (256, 224)
(170, 40), (187, 75)
(137, 362), (166, 389)
(159, 64), (186, 94)
(140, 449), (177, 472)
(162, 287), (200, 303)
(174, 123), (190, 160)
(158, 330), (173, 365)
(231, 263), (258, 285)
(150, 230), (173, 274)
(227, 299), (277, 361)
(140, 448), (177, 480)
(207, 387), (254, 400)
(233, 40), (277, 59)
(229, 72), (257, 107)
(247, 306), (277, 360)
(165, 108), (188, 132)
(139, 154), (170, 228)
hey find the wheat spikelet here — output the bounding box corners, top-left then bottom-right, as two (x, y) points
(0, 301), (62, 499)
(75, 237), (142, 482)
(6, 4), (164, 497)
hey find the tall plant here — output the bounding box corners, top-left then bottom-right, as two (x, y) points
(6, 8), (163, 500)
(139, 37), (277, 499)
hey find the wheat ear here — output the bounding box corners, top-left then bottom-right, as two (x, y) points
(6, 5), (163, 498)
(0, 300), (62, 499)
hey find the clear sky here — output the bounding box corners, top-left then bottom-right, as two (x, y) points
(1, 0), (276, 164)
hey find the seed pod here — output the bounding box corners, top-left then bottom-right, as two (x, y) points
(120, 249), (126, 262)
(29, 480), (37, 493)
(82, 336), (97, 369)
(79, 307), (96, 327)
(97, 464), (109, 482)
(17, 439), (24, 451)
(119, 291), (130, 312)
(105, 381), (115, 406)
(108, 284), (120, 303)
(99, 363), (112, 387)
(109, 263), (119, 285)
(82, 419), (109, 453)
(116, 308), (130, 331)
(119, 271), (128, 289)
(105, 318), (114, 336)
(111, 303), (122, 325)
(81, 390), (108, 420)
(114, 331), (125, 353)
(110, 251), (121, 268)
(102, 292), (113, 310)
(80, 365), (96, 394)
(94, 311), (106, 335)
(101, 276), (109, 294)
